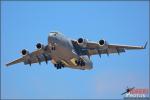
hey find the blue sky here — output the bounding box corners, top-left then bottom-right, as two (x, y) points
(1, 1), (149, 99)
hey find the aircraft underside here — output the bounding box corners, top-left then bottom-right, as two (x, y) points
(49, 41), (93, 70)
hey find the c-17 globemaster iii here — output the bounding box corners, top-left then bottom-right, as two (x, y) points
(6, 32), (147, 70)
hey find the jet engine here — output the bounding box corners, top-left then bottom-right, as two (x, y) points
(36, 43), (44, 49)
(21, 49), (29, 56)
(99, 39), (107, 46)
(98, 39), (108, 49)
(77, 38), (87, 47)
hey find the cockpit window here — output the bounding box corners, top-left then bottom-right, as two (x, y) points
(50, 32), (59, 36)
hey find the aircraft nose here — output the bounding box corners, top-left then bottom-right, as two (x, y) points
(48, 34), (53, 43)
(49, 32), (59, 36)
(48, 33), (56, 43)
(49, 32), (54, 36)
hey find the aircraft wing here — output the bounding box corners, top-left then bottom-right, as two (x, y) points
(90, 42), (147, 56)
(89, 42), (147, 56)
(6, 57), (24, 66)
(72, 40), (147, 56)
(108, 44), (147, 50)
(6, 46), (51, 66)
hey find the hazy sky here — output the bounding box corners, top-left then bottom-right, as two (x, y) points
(1, 1), (149, 99)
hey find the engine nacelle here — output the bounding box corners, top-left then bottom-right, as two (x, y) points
(21, 49), (29, 56)
(99, 39), (105, 46)
(36, 43), (44, 49)
(77, 38), (87, 47)
(98, 39), (108, 49)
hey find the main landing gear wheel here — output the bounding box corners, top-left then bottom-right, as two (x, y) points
(75, 59), (85, 66)
(54, 62), (64, 69)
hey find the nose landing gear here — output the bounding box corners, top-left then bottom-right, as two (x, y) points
(51, 46), (55, 50)
(75, 59), (85, 66)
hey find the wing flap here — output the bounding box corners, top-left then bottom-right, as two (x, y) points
(24, 54), (51, 65)
(87, 47), (125, 55)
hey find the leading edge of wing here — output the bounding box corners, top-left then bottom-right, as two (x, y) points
(6, 57), (24, 67)
(108, 41), (148, 50)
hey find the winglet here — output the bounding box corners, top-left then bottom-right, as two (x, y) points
(144, 41), (148, 49)
(6, 64), (9, 67)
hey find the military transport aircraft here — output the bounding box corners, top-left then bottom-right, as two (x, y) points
(6, 32), (147, 70)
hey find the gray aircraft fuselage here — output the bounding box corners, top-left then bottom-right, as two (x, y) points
(48, 33), (93, 70)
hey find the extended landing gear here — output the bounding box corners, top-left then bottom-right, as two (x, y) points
(75, 59), (85, 66)
(54, 62), (64, 69)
